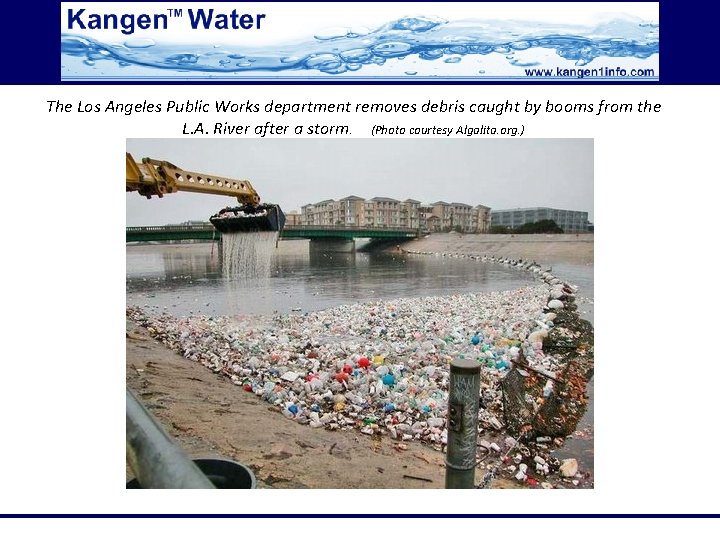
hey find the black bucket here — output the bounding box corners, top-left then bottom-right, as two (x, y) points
(127, 458), (256, 489)
(210, 203), (286, 233)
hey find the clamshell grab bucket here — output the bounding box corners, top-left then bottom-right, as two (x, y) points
(210, 204), (285, 233)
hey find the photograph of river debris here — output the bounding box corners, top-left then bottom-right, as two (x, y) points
(126, 138), (593, 489)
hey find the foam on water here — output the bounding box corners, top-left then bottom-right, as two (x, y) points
(221, 231), (278, 280)
(62, 15), (658, 77)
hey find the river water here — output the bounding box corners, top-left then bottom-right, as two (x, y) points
(126, 241), (548, 317)
(126, 240), (594, 476)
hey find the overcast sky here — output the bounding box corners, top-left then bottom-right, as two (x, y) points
(126, 138), (593, 226)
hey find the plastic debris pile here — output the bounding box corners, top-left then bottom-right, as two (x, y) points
(127, 284), (557, 437)
(214, 207), (268, 219)
(127, 250), (593, 488)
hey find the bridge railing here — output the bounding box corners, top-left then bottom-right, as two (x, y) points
(283, 224), (418, 232)
(126, 224), (215, 233)
(127, 224), (420, 233)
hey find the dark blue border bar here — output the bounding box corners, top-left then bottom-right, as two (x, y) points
(1, 514), (720, 518)
(0, 1), (710, 84)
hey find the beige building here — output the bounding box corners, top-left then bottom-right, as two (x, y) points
(300, 196), (492, 232)
(305, 199), (339, 225)
(285, 210), (302, 226)
(474, 204), (491, 233)
(338, 195), (364, 226)
(431, 201), (453, 231)
(300, 203), (316, 225)
(400, 199), (421, 229)
(425, 214), (441, 232)
(419, 204), (437, 231)
(365, 197), (401, 227)
(450, 202), (474, 232)
(429, 201), (491, 233)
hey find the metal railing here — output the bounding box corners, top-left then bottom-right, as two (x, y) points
(127, 224), (418, 233)
(284, 224), (418, 232)
(126, 224), (215, 233)
(126, 389), (215, 489)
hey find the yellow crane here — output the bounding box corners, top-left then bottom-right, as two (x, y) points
(126, 152), (284, 232)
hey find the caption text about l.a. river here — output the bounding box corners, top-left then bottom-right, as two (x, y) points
(45, 98), (662, 137)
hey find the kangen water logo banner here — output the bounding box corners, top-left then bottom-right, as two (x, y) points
(61, 2), (659, 81)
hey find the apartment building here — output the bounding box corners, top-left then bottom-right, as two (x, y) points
(450, 202), (475, 232)
(400, 199), (421, 229)
(367, 197), (401, 227)
(300, 197), (494, 232)
(300, 203), (314, 225)
(418, 203), (437, 231)
(338, 195), (364, 225)
(490, 207), (590, 233)
(474, 204), (491, 233)
(430, 201), (453, 231)
(284, 211), (302, 226)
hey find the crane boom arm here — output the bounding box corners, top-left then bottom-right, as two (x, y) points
(126, 152), (261, 205)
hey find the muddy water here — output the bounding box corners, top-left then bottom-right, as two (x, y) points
(126, 241), (540, 317)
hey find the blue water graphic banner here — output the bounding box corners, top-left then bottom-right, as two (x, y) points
(0, 1), (716, 84)
(61, 15), (659, 81)
(59, 3), (659, 81)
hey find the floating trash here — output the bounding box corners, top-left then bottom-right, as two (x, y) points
(127, 249), (592, 487)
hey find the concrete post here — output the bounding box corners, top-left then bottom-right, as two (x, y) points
(445, 358), (482, 489)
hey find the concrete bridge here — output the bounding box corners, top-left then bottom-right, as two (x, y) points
(126, 224), (420, 252)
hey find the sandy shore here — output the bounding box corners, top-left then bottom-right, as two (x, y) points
(399, 233), (594, 266)
(127, 323), (463, 489)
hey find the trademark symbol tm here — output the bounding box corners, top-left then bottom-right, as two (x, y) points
(167, 8), (183, 17)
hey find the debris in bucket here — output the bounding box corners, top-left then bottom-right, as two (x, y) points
(127, 252), (592, 488)
(210, 203), (285, 233)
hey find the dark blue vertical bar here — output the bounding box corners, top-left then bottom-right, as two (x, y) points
(658, 0), (709, 84)
(1, 0), (58, 83)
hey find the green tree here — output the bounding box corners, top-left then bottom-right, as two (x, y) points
(514, 220), (564, 234)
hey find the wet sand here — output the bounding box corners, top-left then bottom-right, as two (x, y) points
(127, 322), (459, 489)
